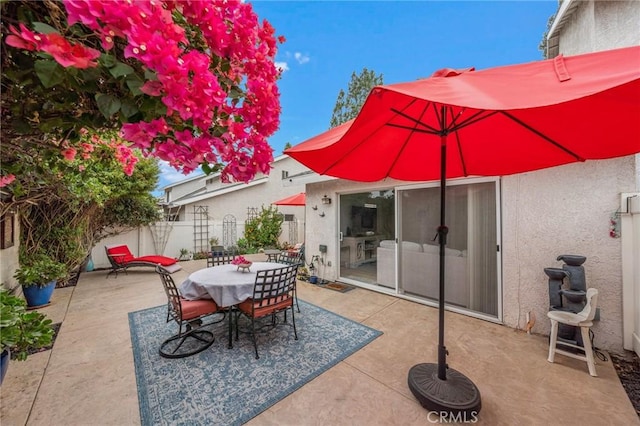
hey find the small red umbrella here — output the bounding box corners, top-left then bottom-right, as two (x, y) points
(272, 192), (306, 206)
(287, 45), (640, 415)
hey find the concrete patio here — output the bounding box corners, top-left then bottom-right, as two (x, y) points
(1, 253), (638, 425)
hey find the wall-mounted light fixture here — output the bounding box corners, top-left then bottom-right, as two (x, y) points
(321, 195), (332, 205)
(319, 212), (325, 217)
(311, 205), (318, 211)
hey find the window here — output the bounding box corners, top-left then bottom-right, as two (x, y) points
(281, 170), (289, 179)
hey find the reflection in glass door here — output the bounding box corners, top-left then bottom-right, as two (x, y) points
(398, 182), (498, 317)
(339, 190), (395, 285)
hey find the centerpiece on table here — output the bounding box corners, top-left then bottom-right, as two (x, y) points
(231, 256), (252, 272)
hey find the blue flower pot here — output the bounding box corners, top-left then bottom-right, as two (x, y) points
(22, 280), (56, 308)
(84, 257), (94, 272)
(0, 349), (9, 385)
(309, 276), (318, 284)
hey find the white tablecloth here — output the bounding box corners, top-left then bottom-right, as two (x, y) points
(180, 262), (287, 307)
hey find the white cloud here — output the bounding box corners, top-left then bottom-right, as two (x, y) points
(158, 161), (202, 186)
(275, 61), (290, 72)
(294, 52), (310, 64)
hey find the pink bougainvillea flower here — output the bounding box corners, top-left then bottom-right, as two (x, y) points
(5, 23), (44, 51)
(140, 80), (164, 96)
(61, 147), (77, 161)
(0, 174), (16, 188)
(39, 33), (100, 69)
(38, 0), (286, 181)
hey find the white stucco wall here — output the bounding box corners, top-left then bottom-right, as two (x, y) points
(502, 157), (637, 353)
(0, 216), (20, 291)
(557, 0), (640, 56)
(548, 0), (640, 353)
(172, 156), (308, 246)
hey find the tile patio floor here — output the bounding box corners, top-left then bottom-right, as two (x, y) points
(1, 253), (638, 425)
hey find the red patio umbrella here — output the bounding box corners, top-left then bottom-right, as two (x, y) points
(272, 192), (306, 206)
(286, 45), (640, 415)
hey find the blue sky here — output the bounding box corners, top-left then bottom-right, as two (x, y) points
(157, 0), (558, 190)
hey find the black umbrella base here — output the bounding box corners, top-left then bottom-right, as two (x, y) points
(408, 363), (481, 419)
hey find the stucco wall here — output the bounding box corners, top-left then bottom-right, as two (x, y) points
(173, 156), (307, 245)
(558, 0), (640, 55)
(549, 0), (640, 352)
(502, 157), (636, 352)
(0, 216), (20, 291)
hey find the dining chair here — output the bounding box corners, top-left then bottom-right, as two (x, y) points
(276, 251), (304, 313)
(207, 249), (235, 268)
(235, 264), (299, 359)
(155, 265), (222, 358)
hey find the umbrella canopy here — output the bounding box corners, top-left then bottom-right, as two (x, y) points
(286, 45), (640, 415)
(287, 45), (640, 182)
(272, 192), (306, 206)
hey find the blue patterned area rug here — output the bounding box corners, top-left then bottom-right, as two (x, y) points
(129, 300), (382, 425)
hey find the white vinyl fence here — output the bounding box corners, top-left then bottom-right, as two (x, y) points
(90, 219), (304, 270)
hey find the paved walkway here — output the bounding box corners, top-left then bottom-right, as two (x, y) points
(1, 254), (638, 425)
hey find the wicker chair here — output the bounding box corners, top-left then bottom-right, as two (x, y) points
(235, 264), (299, 359)
(155, 265), (222, 358)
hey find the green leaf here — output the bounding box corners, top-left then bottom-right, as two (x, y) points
(109, 62), (134, 78)
(34, 60), (65, 88)
(202, 163), (213, 174)
(119, 101), (139, 119)
(79, 67), (102, 82)
(99, 54), (116, 68)
(38, 117), (65, 133)
(144, 69), (157, 81)
(12, 119), (33, 134)
(31, 22), (58, 34)
(95, 93), (121, 118)
(229, 86), (244, 99)
(125, 75), (143, 96)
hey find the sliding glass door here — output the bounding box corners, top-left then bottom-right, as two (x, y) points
(337, 180), (500, 319)
(398, 180), (498, 317)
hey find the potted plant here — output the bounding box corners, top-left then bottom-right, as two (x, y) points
(209, 237), (219, 249)
(0, 288), (55, 384)
(178, 248), (191, 261)
(13, 255), (67, 308)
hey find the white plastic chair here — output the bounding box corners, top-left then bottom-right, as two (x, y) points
(547, 288), (599, 376)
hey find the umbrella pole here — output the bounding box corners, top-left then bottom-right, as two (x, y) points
(407, 133), (481, 418)
(436, 136), (448, 381)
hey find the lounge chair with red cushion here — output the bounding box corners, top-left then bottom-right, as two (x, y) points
(105, 244), (180, 278)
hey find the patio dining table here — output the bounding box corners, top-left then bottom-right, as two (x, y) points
(180, 262), (287, 348)
(263, 249), (282, 262)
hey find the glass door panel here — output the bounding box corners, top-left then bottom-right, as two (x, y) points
(339, 190), (395, 286)
(398, 182), (497, 316)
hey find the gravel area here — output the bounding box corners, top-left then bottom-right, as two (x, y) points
(611, 351), (640, 417)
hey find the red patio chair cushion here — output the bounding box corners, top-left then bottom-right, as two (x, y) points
(136, 255), (177, 266)
(106, 245), (135, 264)
(180, 298), (219, 321)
